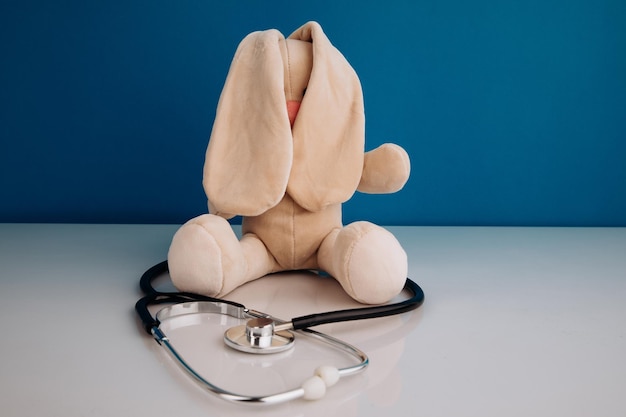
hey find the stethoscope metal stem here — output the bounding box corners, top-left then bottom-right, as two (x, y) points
(151, 324), (307, 404)
(152, 301), (369, 404)
(274, 322), (294, 332)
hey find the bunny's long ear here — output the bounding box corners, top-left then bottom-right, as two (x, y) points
(203, 29), (292, 217)
(287, 22), (365, 212)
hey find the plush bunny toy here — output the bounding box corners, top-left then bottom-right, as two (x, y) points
(168, 21), (411, 304)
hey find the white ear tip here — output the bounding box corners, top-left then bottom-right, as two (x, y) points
(315, 365), (340, 387)
(302, 376), (326, 400)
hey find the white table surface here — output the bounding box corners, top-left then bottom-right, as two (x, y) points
(1, 223), (625, 417)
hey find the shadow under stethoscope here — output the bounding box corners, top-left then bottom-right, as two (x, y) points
(144, 270), (425, 417)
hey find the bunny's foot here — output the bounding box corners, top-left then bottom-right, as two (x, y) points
(318, 221), (407, 304)
(168, 214), (274, 297)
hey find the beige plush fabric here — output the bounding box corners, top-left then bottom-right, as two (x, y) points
(168, 22), (411, 304)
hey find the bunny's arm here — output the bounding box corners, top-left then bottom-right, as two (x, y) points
(357, 143), (410, 194)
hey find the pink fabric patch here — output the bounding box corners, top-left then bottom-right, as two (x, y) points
(286, 100), (301, 127)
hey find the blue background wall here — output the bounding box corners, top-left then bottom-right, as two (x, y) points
(1, 0), (625, 226)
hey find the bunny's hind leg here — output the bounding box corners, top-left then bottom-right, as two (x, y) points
(318, 222), (407, 304)
(168, 214), (275, 297)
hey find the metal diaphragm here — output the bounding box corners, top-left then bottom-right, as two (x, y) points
(224, 318), (295, 354)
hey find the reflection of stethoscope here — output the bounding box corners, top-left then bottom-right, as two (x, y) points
(135, 261), (424, 405)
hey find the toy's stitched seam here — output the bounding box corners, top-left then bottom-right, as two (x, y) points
(285, 40), (293, 100)
(318, 227), (339, 273)
(240, 232), (252, 283)
(243, 232), (278, 275)
(191, 221), (225, 295)
(342, 226), (369, 299)
(291, 196), (296, 268)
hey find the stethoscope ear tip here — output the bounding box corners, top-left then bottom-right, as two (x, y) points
(302, 366), (341, 400)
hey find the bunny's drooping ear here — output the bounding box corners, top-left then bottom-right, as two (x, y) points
(287, 22), (366, 212)
(203, 29), (293, 217)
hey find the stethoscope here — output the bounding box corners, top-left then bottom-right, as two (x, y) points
(135, 260), (424, 405)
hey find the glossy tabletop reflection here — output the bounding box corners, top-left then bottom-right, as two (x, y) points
(1, 224), (625, 416)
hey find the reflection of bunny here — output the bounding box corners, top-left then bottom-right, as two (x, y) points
(168, 22), (410, 304)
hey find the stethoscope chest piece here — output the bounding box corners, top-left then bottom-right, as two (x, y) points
(224, 317), (295, 354)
